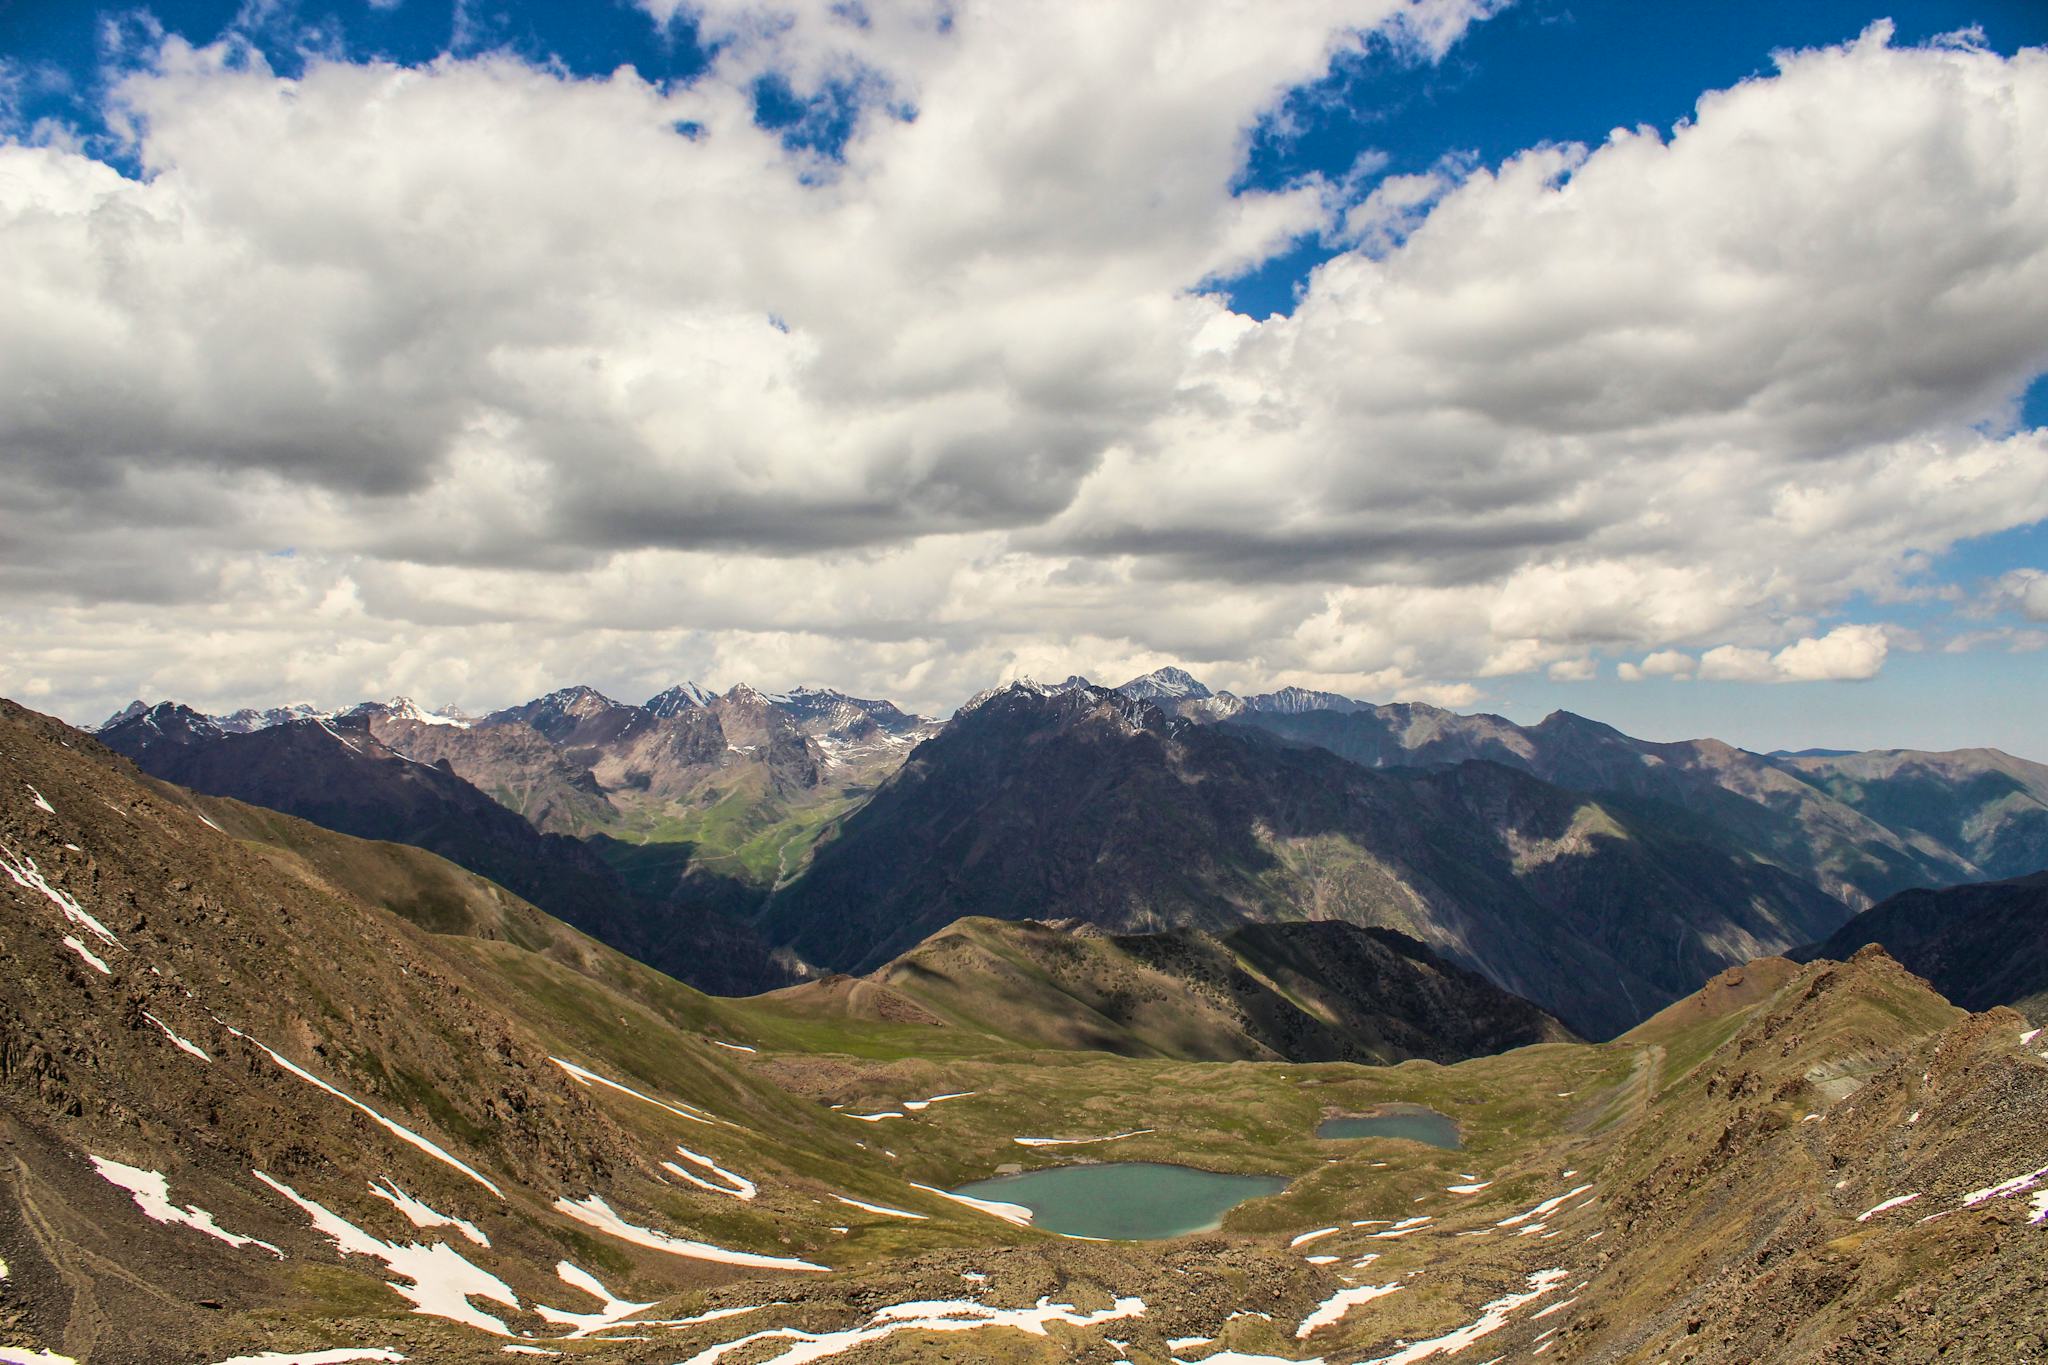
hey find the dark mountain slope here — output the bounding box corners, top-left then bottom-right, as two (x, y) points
(96, 703), (785, 994)
(1791, 869), (2048, 1019)
(762, 685), (1848, 1038)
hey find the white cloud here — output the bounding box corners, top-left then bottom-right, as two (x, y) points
(1628, 625), (1888, 685)
(1769, 624), (1889, 682)
(1696, 645), (1779, 684)
(0, 16), (2045, 721)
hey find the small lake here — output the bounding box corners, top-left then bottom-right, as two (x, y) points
(951, 1162), (1289, 1240)
(1317, 1108), (1462, 1149)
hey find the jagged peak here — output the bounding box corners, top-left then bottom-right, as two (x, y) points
(645, 681), (718, 714)
(1116, 666), (1212, 701)
(98, 699), (149, 730)
(955, 676), (1081, 716)
(1243, 685), (1366, 715)
(537, 683), (620, 712)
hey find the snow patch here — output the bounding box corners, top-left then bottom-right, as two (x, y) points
(234, 1031), (502, 1196)
(1856, 1193), (1921, 1222)
(907, 1182), (1034, 1227)
(902, 1091), (975, 1111)
(1447, 1181), (1492, 1194)
(552, 1193), (829, 1271)
(140, 1011), (211, 1061)
(1962, 1159), (2048, 1221)
(550, 1055), (714, 1126)
(255, 1171), (520, 1334)
(662, 1145), (757, 1201)
(208, 1353), (406, 1365)
(1298, 1282), (1402, 1338)
(846, 1111), (905, 1122)
(675, 1294), (1145, 1365)
(1013, 1129), (1152, 1147)
(1, 840), (120, 946)
(61, 935), (111, 974)
(832, 1194), (927, 1220)
(1356, 1267), (1570, 1364)
(368, 1178), (489, 1246)
(26, 785), (53, 814)
(711, 1040), (757, 1053)
(532, 1261), (659, 1338)
(0, 1350), (80, 1365)
(1498, 1185), (1593, 1227)
(1289, 1227), (1340, 1248)
(90, 1156), (282, 1257)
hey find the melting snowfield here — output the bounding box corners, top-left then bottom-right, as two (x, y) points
(90, 1156), (282, 1258)
(233, 1030), (504, 1196)
(907, 1182), (1035, 1227)
(550, 1055), (717, 1125)
(256, 1171), (524, 1334)
(672, 1294), (1147, 1365)
(368, 1178), (490, 1246)
(661, 1145), (758, 1201)
(552, 1193), (831, 1271)
(1358, 1267), (1570, 1364)
(1296, 1282), (1403, 1339)
(207, 1352), (407, 1365)
(831, 1193), (927, 1219)
(1013, 1129), (1153, 1147)
(140, 1009), (212, 1061)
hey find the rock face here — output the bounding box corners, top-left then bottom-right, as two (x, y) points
(774, 915), (1575, 1064)
(761, 684), (1849, 1038)
(1792, 869), (2048, 1017)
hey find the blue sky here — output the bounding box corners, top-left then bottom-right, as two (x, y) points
(0, 0), (2045, 754)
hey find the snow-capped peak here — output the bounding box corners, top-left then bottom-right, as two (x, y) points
(645, 682), (718, 716)
(1115, 667), (1212, 702)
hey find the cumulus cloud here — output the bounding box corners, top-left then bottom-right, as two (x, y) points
(1620, 625), (1889, 685)
(0, 13), (2045, 721)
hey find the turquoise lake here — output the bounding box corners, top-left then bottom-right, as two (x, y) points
(951, 1161), (1289, 1240)
(1316, 1108), (1462, 1148)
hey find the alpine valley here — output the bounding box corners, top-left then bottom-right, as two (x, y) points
(5, 668), (2046, 1363)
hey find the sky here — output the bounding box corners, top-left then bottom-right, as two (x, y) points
(1, 0), (2046, 755)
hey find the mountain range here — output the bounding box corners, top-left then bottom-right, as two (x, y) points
(91, 667), (2048, 1038)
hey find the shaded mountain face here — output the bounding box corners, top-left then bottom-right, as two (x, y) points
(1792, 870), (2048, 1019)
(760, 685), (1849, 1038)
(762, 915), (1573, 1064)
(94, 703), (786, 995)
